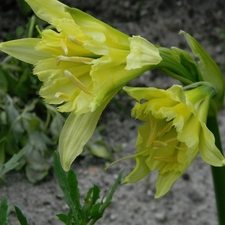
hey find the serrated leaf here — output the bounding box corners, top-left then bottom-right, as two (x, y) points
(82, 185), (100, 221)
(89, 170), (124, 224)
(15, 206), (28, 225)
(53, 152), (80, 224)
(90, 203), (101, 218)
(0, 197), (8, 225)
(67, 171), (82, 213)
(84, 185), (100, 206)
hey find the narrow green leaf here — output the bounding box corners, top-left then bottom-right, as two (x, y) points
(84, 185), (100, 206)
(0, 70), (8, 94)
(89, 170), (124, 224)
(100, 170), (124, 210)
(67, 171), (82, 215)
(171, 47), (200, 81)
(0, 144), (29, 178)
(56, 213), (68, 224)
(0, 197), (8, 225)
(90, 203), (101, 218)
(53, 152), (79, 224)
(82, 185), (100, 222)
(15, 206), (28, 225)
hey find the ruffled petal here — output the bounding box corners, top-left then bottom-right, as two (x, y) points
(123, 86), (166, 102)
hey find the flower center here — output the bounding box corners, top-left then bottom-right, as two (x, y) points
(145, 114), (181, 163)
(54, 35), (96, 101)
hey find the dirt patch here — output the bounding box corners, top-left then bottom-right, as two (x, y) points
(0, 0), (225, 225)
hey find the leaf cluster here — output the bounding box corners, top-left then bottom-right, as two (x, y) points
(0, 16), (65, 182)
(53, 152), (123, 225)
(0, 153), (123, 225)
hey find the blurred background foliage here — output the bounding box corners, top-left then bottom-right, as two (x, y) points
(0, 15), (65, 183)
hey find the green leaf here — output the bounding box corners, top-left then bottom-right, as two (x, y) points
(0, 144), (28, 179)
(54, 152), (124, 225)
(0, 197), (8, 225)
(0, 143), (6, 164)
(180, 30), (225, 112)
(89, 170), (124, 224)
(82, 185), (100, 221)
(171, 47), (200, 81)
(17, 0), (32, 16)
(56, 214), (68, 224)
(15, 206), (28, 225)
(53, 152), (80, 224)
(88, 144), (113, 161)
(67, 170), (82, 216)
(0, 69), (8, 94)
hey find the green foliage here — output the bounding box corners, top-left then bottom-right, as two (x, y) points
(0, 197), (8, 225)
(0, 145), (28, 183)
(0, 197), (28, 225)
(15, 206), (29, 225)
(17, 0), (32, 16)
(53, 152), (123, 225)
(0, 16), (65, 182)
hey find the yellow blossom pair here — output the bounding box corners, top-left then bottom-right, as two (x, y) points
(0, 0), (162, 170)
(122, 84), (225, 198)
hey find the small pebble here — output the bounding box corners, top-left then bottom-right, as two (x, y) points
(154, 211), (166, 222)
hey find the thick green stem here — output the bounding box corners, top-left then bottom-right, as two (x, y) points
(207, 115), (225, 225)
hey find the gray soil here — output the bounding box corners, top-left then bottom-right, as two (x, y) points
(1, 0), (225, 225)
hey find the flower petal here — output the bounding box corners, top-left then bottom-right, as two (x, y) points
(65, 7), (129, 49)
(123, 86), (166, 102)
(0, 39), (49, 64)
(25, 0), (71, 25)
(199, 123), (225, 166)
(58, 90), (116, 171)
(126, 36), (162, 70)
(122, 155), (151, 183)
(155, 171), (181, 198)
(59, 108), (103, 171)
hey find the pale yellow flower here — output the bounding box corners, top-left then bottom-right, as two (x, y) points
(0, 0), (161, 171)
(122, 85), (225, 198)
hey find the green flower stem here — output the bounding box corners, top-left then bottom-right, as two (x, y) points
(207, 115), (225, 225)
(157, 50), (194, 85)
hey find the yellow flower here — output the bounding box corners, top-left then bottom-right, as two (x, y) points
(122, 85), (225, 198)
(0, 0), (162, 171)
